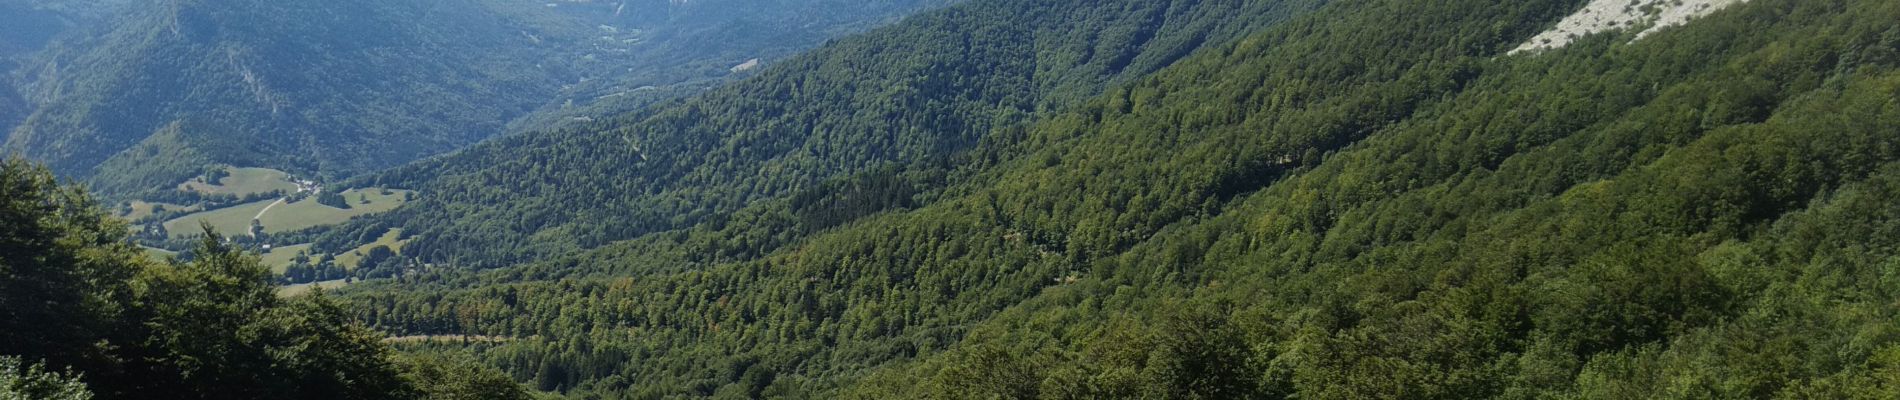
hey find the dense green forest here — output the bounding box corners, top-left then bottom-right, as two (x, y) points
(320, 0), (1900, 397)
(8, 0), (1900, 397)
(0, 158), (530, 399)
(0, 0), (950, 194)
(345, 0), (1327, 267)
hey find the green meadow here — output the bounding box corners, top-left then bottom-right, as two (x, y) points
(177, 167), (299, 196)
(163, 188), (415, 238)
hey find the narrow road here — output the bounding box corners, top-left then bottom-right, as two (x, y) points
(250, 197), (287, 237)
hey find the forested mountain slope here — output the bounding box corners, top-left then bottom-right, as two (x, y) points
(338, 0), (1900, 397)
(1, 0), (948, 194)
(0, 0), (128, 136)
(0, 0), (127, 55)
(0, 80), (19, 132)
(351, 0), (1327, 266)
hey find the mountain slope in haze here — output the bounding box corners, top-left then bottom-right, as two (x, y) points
(337, 0), (1900, 397)
(8, 0), (554, 190)
(344, 0), (1327, 267)
(0, 0), (129, 56)
(0, 0), (130, 135)
(503, 0), (970, 134)
(0, 80), (19, 132)
(0, 0), (950, 194)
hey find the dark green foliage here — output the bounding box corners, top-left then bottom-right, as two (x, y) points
(0, 357), (92, 400)
(0, 157), (529, 399)
(281, 252), (348, 285)
(362, 245), (397, 269)
(198, 166), (229, 184)
(317, 191), (353, 210)
(0, 158), (139, 372)
(396, 355), (532, 400)
(333, 0), (1900, 397)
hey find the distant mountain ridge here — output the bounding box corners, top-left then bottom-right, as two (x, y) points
(0, 0), (951, 194)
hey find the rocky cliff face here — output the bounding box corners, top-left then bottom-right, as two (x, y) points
(1512, 0), (1750, 53)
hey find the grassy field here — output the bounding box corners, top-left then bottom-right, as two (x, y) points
(259, 243), (313, 273)
(141, 246), (175, 262)
(163, 188), (414, 238)
(257, 188), (414, 233)
(336, 228), (410, 269)
(277, 279), (349, 297)
(162, 199), (277, 237)
(178, 167), (299, 196)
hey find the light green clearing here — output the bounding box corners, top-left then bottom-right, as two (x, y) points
(260, 243), (313, 273)
(162, 199), (277, 237)
(258, 188), (414, 233)
(336, 228), (409, 270)
(141, 246), (176, 262)
(277, 279), (349, 297)
(162, 188), (414, 238)
(178, 167), (298, 196)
